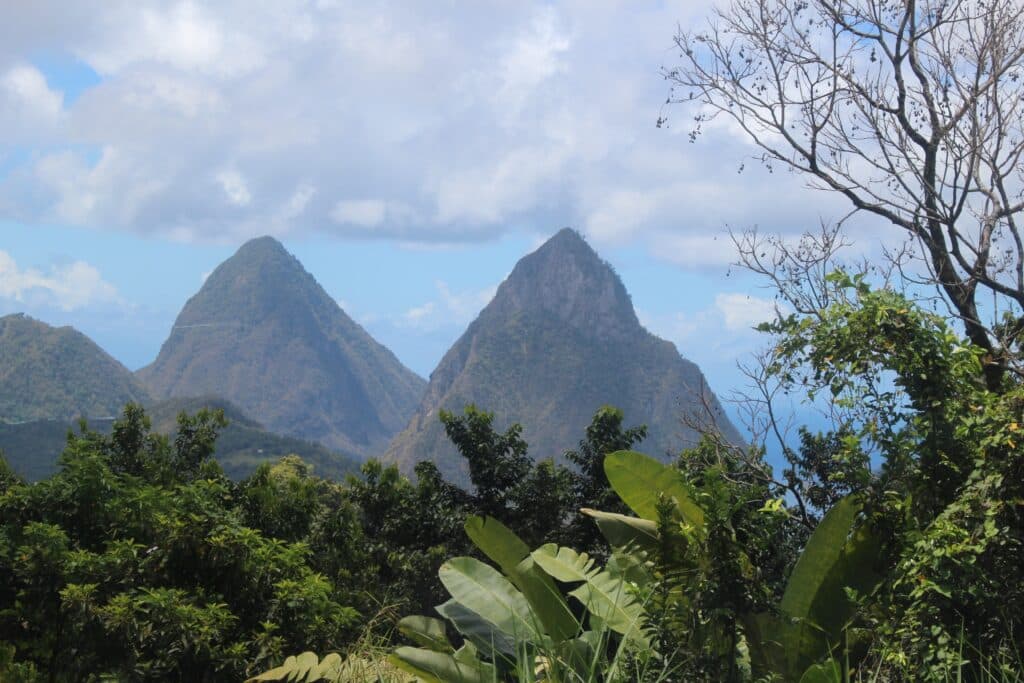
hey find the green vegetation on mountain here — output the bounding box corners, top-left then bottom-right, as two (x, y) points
(0, 396), (360, 482)
(385, 229), (741, 485)
(0, 313), (150, 423)
(137, 236), (425, 458)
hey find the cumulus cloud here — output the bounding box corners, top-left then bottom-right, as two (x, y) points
(3, 64), (62, 118)
(0, 63), (64, 142)
(495, 7), (571, 115)
(714, 292), (782, 331)
(0, 250), (121, 311)
(0, 0), (870, 264)
(639, 292), (786, 363)
(215, 168), (252, 207)
(400, 280), (497, 331)
(331, 199), (387, 228)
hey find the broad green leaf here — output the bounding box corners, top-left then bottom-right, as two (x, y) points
(531, 544), (648, 646)
(529, 543), (595, 582)
(245, 651), (344, 682)
(743, 612), (827, 681)
(800, 659), (842, 683)
(743, 612), (788, 677)
(604, 450), (705, 528)
(389, 647), (495, 683)
(464, 515), (529, 571)
(439, 557), (538, 642)
(580, 508), (659, 552)
(780, 496), (861, 621)
(436, 599), (516, 658)
(606, 549), (654, 587)
(808, 521), (882, 641)
(772, 495), (882, 677)
(398, 615), (453, 653)
(465, 515), (577, 641)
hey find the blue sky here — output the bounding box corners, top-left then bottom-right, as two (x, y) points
(0, 1), (877, 446)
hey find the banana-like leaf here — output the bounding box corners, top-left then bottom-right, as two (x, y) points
(398, 615), (453, 653)
(606, 548), (654, 587)
(436, 599), (516, 659)
(530, 544), (597, 583)
(439, 556), (539, 643)
(464, 515), (529, 571)
(604, 450), (705, 528)
(781, 496), (861, 621)
(800, 658), (842, 683)
(531, 544), (649, 646)
(245, 652), (344, 682)
(744, 611), (828, 681)
(749, 495), (882, 679)
(781, 495), (882, 646)
(743, 612), (790, 677)
(465, 515), (578, 641)
(389, 646), (496, 683)
(807, 520), (882, 641)
(580, 508), (659, 552)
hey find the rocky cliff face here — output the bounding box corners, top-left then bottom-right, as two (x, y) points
(137, 236), (425, 458)
(384, 228), (741, 484)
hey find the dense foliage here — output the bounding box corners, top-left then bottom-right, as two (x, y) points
(0, 406), (359, 681)
(251, 279), (1024, 683)
(5, 275), (1024, 681)
(0, 398), (648, 681)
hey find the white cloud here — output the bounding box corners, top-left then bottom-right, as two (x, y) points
(80, 2), (263, 77)
(402, 301), (436, 325)
(0, 0), (887, 265)
(117, 72), (223, 118)
(435, 144), (569, 225)
(0, 63), (64, 143)
(585, 189), (658, 243)
(0, 250), (120, 311)
(714, 292), (781, 331)
(283, 184), (315, 218)
(216, 168), (251, 207)
(652, 232), (739, 269)
(331, 199), (387, 228)
(2, 64), (62, 119)
(399, 280), (497, 331)
(496, 7), (571, 114)
(640, 291), (787, 363)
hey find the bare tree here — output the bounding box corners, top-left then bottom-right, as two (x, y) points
(664, 0), (1024, 388)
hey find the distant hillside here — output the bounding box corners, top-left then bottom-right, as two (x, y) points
(0, 396), (361, 482)
(384, 228), (742, 485)
(137, 236), (426, 458)
(0, 313), (150, 423)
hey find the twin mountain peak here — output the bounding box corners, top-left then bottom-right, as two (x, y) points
(2, 229), (739, 481)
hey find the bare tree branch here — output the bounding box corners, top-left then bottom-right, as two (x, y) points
(665, 0), (1024, 388)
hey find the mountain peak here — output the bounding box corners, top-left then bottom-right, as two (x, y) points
(214, 235), (302, 284)
(138, 236), (426, 457)
(233, 235), (290, 260)
(0, 314), (150, 422)
(384, 227), (740, 484)
(493, 228), (638, 335)
(544, 227), (590, 250)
